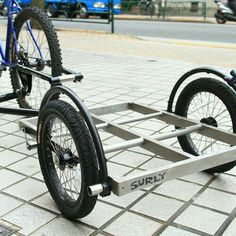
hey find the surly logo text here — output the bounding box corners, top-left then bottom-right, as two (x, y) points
(130, 172), (167, 190)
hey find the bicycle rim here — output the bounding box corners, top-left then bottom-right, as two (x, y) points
(185, 91), (233, 154)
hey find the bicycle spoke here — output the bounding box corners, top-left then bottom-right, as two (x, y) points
(187, 91), (232, 154)
(46, 115), (82, 201)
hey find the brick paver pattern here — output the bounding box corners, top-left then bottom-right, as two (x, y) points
(0, 20), (235, 236)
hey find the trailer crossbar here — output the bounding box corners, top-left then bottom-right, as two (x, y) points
(90, 103), (236, 146)
(104, 124), (202, 154)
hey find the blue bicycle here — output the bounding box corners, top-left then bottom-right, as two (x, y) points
(1, 0), (62, 109)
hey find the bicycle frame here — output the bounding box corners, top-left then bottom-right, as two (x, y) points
(0, 1), (82, 122)
(0, 0), (43, 67)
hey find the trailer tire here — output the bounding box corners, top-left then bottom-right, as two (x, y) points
(175, 78), (236, 173)
(37, 100), (99, 219)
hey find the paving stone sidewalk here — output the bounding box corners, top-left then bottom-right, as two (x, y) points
(0, 24), (236, 236)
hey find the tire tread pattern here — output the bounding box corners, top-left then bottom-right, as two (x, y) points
(38, 100), (99, 219)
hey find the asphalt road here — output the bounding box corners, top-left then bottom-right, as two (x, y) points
(53, 19), (236, 44)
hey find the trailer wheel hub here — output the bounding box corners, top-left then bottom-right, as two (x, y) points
(200, 117), (218, 127)
(58, 149), (75, 170)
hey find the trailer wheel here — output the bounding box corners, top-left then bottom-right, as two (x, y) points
(175, 78), (236, 173)
(37, 100), (99, 219)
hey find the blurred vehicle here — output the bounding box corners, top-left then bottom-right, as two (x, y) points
(45, 0), (121, 19)
(215, 0), (236, 24)
(45, 0), (77, 18)
(18, 0), (32, 6)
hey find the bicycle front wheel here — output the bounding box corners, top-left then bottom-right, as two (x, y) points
(10, 7), (63, 109)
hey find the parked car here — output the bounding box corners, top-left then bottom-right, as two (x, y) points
(45, 0), (121, 19)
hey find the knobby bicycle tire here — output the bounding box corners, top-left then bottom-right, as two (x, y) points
(175, 78), (236, 173)
(10, 7), (62, 109)
(37, 100), (99, 219)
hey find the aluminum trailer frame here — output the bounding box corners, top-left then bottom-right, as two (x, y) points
(88, 103), (236, 196)
(17, 66), (236, 200)
(19, 101), (236, 197)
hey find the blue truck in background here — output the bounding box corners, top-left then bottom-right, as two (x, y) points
(45, 0), (121, 19)
(0, 0), (121, 18)
(18, 0), (31, 6)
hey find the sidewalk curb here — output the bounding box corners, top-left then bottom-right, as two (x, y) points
(115, 15), (214, 24)
(48, 14), (216, 24)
